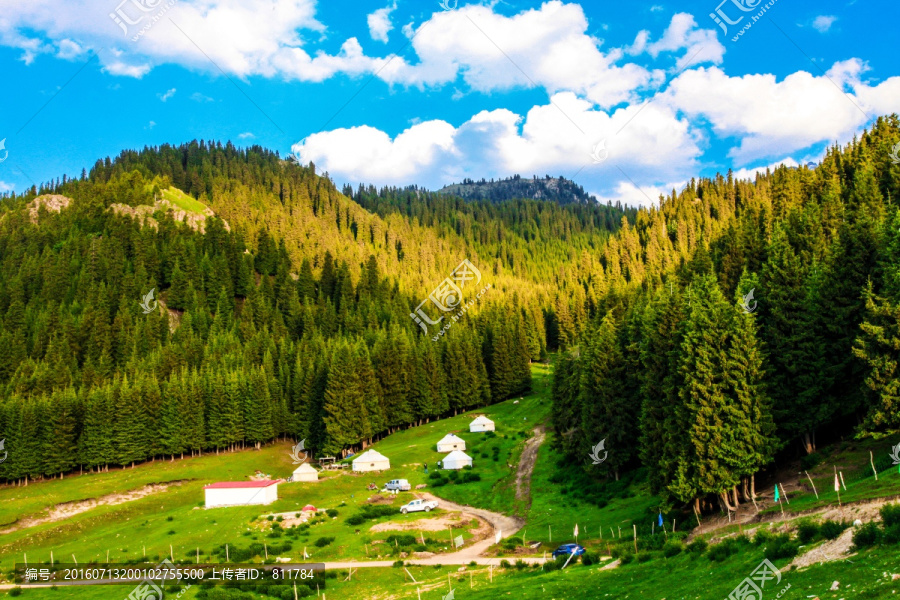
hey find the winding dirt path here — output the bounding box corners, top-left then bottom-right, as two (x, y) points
(515, 426), (545, 510)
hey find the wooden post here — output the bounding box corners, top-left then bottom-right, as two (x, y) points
(226, 544), (229, 562)
(264, 543), (268, 560)
(417, 588), (421, 600)
(610, 527), (614, 538)
(420, 530), (425, 545)
(804, 471), (819, 499)
(197, 548), (200, 564)
(72, 554), (78, 566)
(404, 568), (418, 583)
(51, 551), (54, 567)
(633, 524), (637, 554)
(840, 471), (847, 491)
(618, 526), (621, 538)
(548, 525), (551, 543)
(447, 572), (451, 592)
(870, 451), (879, 481)
(170, 545), (174, 561)
(24, 553), (27, 568)
(780, 484), (790, 505)
(693, 503), (702, 528)
(143, 546), (146, 558)
(294, 582), (299, 600)
(673, 519), (676, 533)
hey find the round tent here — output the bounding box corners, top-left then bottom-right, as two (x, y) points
(469, 416), (495, 432)
(352, 449), (391, 472)
(291, 463), (319, 482)
(436, 433), (466, 453)
(442, 450), (473, 470)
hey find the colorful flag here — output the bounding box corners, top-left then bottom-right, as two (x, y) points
(774, 485), (780, 502)
(658, 513), (663, 527)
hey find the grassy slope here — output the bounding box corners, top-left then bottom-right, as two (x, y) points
(159, 187), (209, 214)
(4, 358), (900, 599)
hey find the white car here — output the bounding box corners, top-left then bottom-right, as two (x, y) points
(400, 499), (438, 514)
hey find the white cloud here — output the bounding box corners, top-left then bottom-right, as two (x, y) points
(661, 61), (897, 163)
(731, 158), (800, 181)
(595, 180), (686, 208)
(292, 93), (701, 204)
(631, 13), (725, 71)
(158, 88), (176, 102)
(147, 121), (156, 129)
(367, 3), (396, 43)
(0, 181), (14, 193)
(238, 132), (255, 139)
(190, 92), (214, 102)
(812, 15), (837, 33)
(377, 2), (665, 108)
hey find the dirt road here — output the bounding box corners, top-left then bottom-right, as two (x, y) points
(515, 426), (545, 511)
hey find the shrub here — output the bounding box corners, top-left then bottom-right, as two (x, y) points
(636, 552), (652, 563)
(881, 503), (900, 528)
(797, 522), (819, 544)
(764, 534), (799, 561)
(618, 552), (634, 565)
(9, 588), (22, 597)
(325, 509), (338, 518)
(167, 516), (174, 522)
(662, 541), (684, 557)
(819, 520), (847, 540)
(881, 522), (900, 545)
(686, 539), (707, 554)
(500, 559), (511, 569)
(313, 537), (335, 548)
(706, 538), (742, 562)
(515, 559), (527, 570)
(852, 522), (881, 549)
(392, 560), (404, 568)
(800, 452), (823, 471)
(581, 551), (598, 566)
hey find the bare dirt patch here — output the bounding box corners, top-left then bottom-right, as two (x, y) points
(0, 482), (184, 534)
(369, 513), (483, 533)
(366, 495), (396, 505)
(515, 426), (545, 508)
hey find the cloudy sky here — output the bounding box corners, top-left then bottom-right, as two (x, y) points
(0, 0), (897, 206)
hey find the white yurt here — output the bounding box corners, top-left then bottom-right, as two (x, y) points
(469, 416), (495, 433)
(291, 463), (319, 482)
(436, 433), (466, 453)
(352, 449), (391, 472)
(442, 450), (473, 470)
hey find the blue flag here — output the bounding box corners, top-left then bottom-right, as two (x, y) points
(774, 485), (780, 502)
(657, 513), (663, 527)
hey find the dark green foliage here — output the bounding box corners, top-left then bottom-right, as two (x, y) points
(763, 534), (799, 561)
(662, 541), (684, 557)
(686, 539), (707, 554)
(819, 520), (847, 540)
(313, 537), (335, 548)
(797, 522), (819, 544)
(852, 522), (881, 549)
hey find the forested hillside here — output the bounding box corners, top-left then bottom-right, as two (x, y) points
(438, 174), (635, 212)
(0, 141), (627, 483)
(551, 115), (900, 514)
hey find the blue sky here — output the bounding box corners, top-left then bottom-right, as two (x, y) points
(0, 0), (897, 206)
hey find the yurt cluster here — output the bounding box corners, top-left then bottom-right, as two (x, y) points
(204, 415), (497, 507)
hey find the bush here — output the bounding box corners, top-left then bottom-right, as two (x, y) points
(800, 452), (823, 471)
(325, 509), (338, 518)
(514, 559), (527, 570)
(499, 559), (511, 569)
(686, 539), (707, 554)
(662, 541), (684, 557)
(706, 538), (744, 562)
(9, 588), (22, 597)
(852, 522), (881, 549)
(881, 522), (900, 545)
(392, 560), (404, 568)
(881, 503), (900, 528)
(819, 520), (847, 540)
(764, 534), (799, 561)
(618, 552), (634, 565)
(313, 537), (335, 548)
(752, 529), (774, 546)
(797, 522), (819, 544)
(580, 551), (598, 566)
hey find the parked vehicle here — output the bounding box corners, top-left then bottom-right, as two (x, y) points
(551, 543), (586, 558)
(385, 479), (411, 491)
(400, 499), (438, 514)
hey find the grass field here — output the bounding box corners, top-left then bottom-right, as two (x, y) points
(159, 187), (210, 214)
(3, 359), (900, 599)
